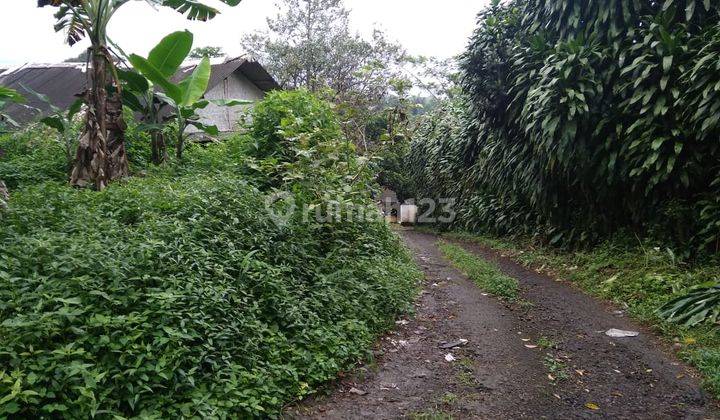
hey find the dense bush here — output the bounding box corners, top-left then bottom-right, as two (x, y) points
(0, 92), (419, 417)
(408, 0), (720, 253)
(0, 126), (68, 189)
(249, 89), (344, 163)
(0, 114), (166, 190)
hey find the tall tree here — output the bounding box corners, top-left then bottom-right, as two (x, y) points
(242, 0), (406, 145)
(38, 0), (242, 190)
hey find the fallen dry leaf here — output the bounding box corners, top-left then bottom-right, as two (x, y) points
(585, 402), (600, 410)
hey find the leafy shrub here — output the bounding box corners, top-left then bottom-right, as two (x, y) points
(249, 89), (343, 162)
(0, 92), (420, 417)
(659, 283), (720, 327)
(0, 126), (68, 189)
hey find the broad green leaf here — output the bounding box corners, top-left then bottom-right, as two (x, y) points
(0, 86), (24, 103)
(686, 1), (696, 20)
(40, 116), (66, 132)
(187, 120), (219, 135)
(147, 30), (193, 78)
(662, 56), (673, 73)
(67, 98), (84, 119)
(179, 56), (211, 106)
(121, 90), (145, 113)
(208, 98), (253, 107)
(128, 54), (183, 104)
(118, 69), (150, 93)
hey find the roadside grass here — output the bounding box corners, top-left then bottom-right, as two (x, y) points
(438, 241), (518, 301)
(434, 229), (720, 398)
(543, 355), (569, 383)
(536, 336), (558, 349)
(409, 409), (454, 420)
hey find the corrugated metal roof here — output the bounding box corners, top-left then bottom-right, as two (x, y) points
(0, 58), (279, 125)
(0, 63), (87, 124)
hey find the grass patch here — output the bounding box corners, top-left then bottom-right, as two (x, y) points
(543, 355), (569, 382)
(436, 229), (720, 399)
(439, 392), (459, 405)
(438, 241), (518, 301)
(537, 336), (558, 349)
(409, 410), (454, 420)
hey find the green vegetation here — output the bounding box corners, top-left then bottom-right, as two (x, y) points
(0, 86), (25, 132)
(408, 0), (720, 254)
(659, 285), (720, 327)
(402, 0), (720, 397)
(128, 31), (249, 160)
(543, 356), (569, 383)
(0, 90), (420, 417)
(409, 410), (454, 420)
(438, 242), (518, 301)
(439, 231), (720, 397)
(37, 0), (243, 189)
(536, 336), (557, 349)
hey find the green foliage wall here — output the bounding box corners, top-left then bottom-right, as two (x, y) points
(410, 0), (720, 251)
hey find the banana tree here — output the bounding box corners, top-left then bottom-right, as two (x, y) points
(128, 31), (250, 160)
(22, 84), (84, 174)
(38, 0), (243, 189)
(118, 69), (171, 164)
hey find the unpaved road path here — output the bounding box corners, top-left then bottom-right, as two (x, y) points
(287, 230), (717, 419)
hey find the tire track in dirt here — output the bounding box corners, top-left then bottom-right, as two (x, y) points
(286, 230), (717, 419)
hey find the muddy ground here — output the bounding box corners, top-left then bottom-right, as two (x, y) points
(285, 230), (718, 419)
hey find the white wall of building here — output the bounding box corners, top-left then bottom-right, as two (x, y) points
(191, 71), (266, 133)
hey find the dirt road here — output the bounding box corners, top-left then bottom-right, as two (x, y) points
(287, 230), (717, 419)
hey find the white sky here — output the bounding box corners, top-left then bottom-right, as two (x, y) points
(0, 1), (486, 66)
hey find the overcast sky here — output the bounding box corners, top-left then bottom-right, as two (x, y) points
(0, 1), (486, 66)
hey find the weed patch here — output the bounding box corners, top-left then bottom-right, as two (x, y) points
(439, 242), (518, 300)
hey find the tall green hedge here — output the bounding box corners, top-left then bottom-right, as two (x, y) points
(410, 0), (720, 252)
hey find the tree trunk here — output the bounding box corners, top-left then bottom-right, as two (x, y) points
(69, 46), (129, 189)
(106, 92), (129, 180)
(70, 47), (109, 190)
(0, 180), (8, 210)
(150, 130), (167, 165)
(176, 116), (185, 161)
